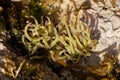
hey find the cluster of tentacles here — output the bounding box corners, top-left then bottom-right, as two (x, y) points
(22, 11), (97, 64)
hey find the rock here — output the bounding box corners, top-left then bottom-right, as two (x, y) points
(0, 42), (16, 80)
(110, 15), (120, 30)
(99, 9), (114, 19)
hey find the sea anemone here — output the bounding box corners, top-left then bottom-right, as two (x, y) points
(22, 11), (97, 64)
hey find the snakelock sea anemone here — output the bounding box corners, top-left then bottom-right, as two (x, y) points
(22, 11), (97, 65)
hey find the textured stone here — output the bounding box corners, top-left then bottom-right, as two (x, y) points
(110, 15), (120, 30)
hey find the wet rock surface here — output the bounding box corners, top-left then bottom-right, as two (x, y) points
(0, 41), (60, 80)
(1, 0), (120, 80)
